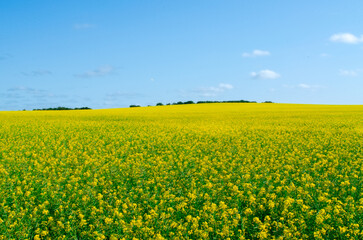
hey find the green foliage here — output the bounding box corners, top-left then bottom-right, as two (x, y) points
(33, 106), (91, 111)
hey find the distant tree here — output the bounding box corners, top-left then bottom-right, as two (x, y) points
(263, 101), (273, 103)
(197, 100), (255, 104)
(129, 105), (141, 108)
(33, 106), (91, 111)
(156, 103), (163, 106)
(183, 101), (194, 104)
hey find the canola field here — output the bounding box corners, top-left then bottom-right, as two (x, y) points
(0, 103), (362, 240)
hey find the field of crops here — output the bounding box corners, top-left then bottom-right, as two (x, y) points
(0, 103), (362, 239)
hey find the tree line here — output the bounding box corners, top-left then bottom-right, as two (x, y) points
(130, 100), (274, 107)
(33, 107), (91, 111)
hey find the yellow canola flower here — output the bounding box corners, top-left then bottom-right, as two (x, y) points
(0, 103), (361, 239)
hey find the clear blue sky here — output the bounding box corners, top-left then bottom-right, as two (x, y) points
(1, 0), (362, 110)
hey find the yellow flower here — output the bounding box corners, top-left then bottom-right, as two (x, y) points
(244, 208), (253, 215)
(41, 230), (48, 237)
(105, 217), (113, 224)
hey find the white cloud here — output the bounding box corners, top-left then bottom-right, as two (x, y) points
(242, 49), (270, 57)
(74, 23), (95, 29)
(298, 84), (311, 89)
(251, 69), (280, 79)
(0, 86), (95, 110)
(339, 69), (358, 77)
(21, 70), (52, 77)
(297, 83), (323, 91)
(282, 84), (323, 91)
(330, 33), (363, 44)
(195, 83), (234, 97)
(0, 53), (12, 60)
(218, 83), (234, 90)
(74, 65), (115, 78)
(103, 91), (144, 107)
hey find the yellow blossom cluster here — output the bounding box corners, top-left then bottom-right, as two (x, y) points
(0, 103), (362, 239)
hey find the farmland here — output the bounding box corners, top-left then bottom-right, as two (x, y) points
(0, 103), (362, 239)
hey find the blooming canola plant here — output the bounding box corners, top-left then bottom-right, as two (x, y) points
(0, 103), (362, 239)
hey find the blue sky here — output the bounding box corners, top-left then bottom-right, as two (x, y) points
(1, 0), (362, 110)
